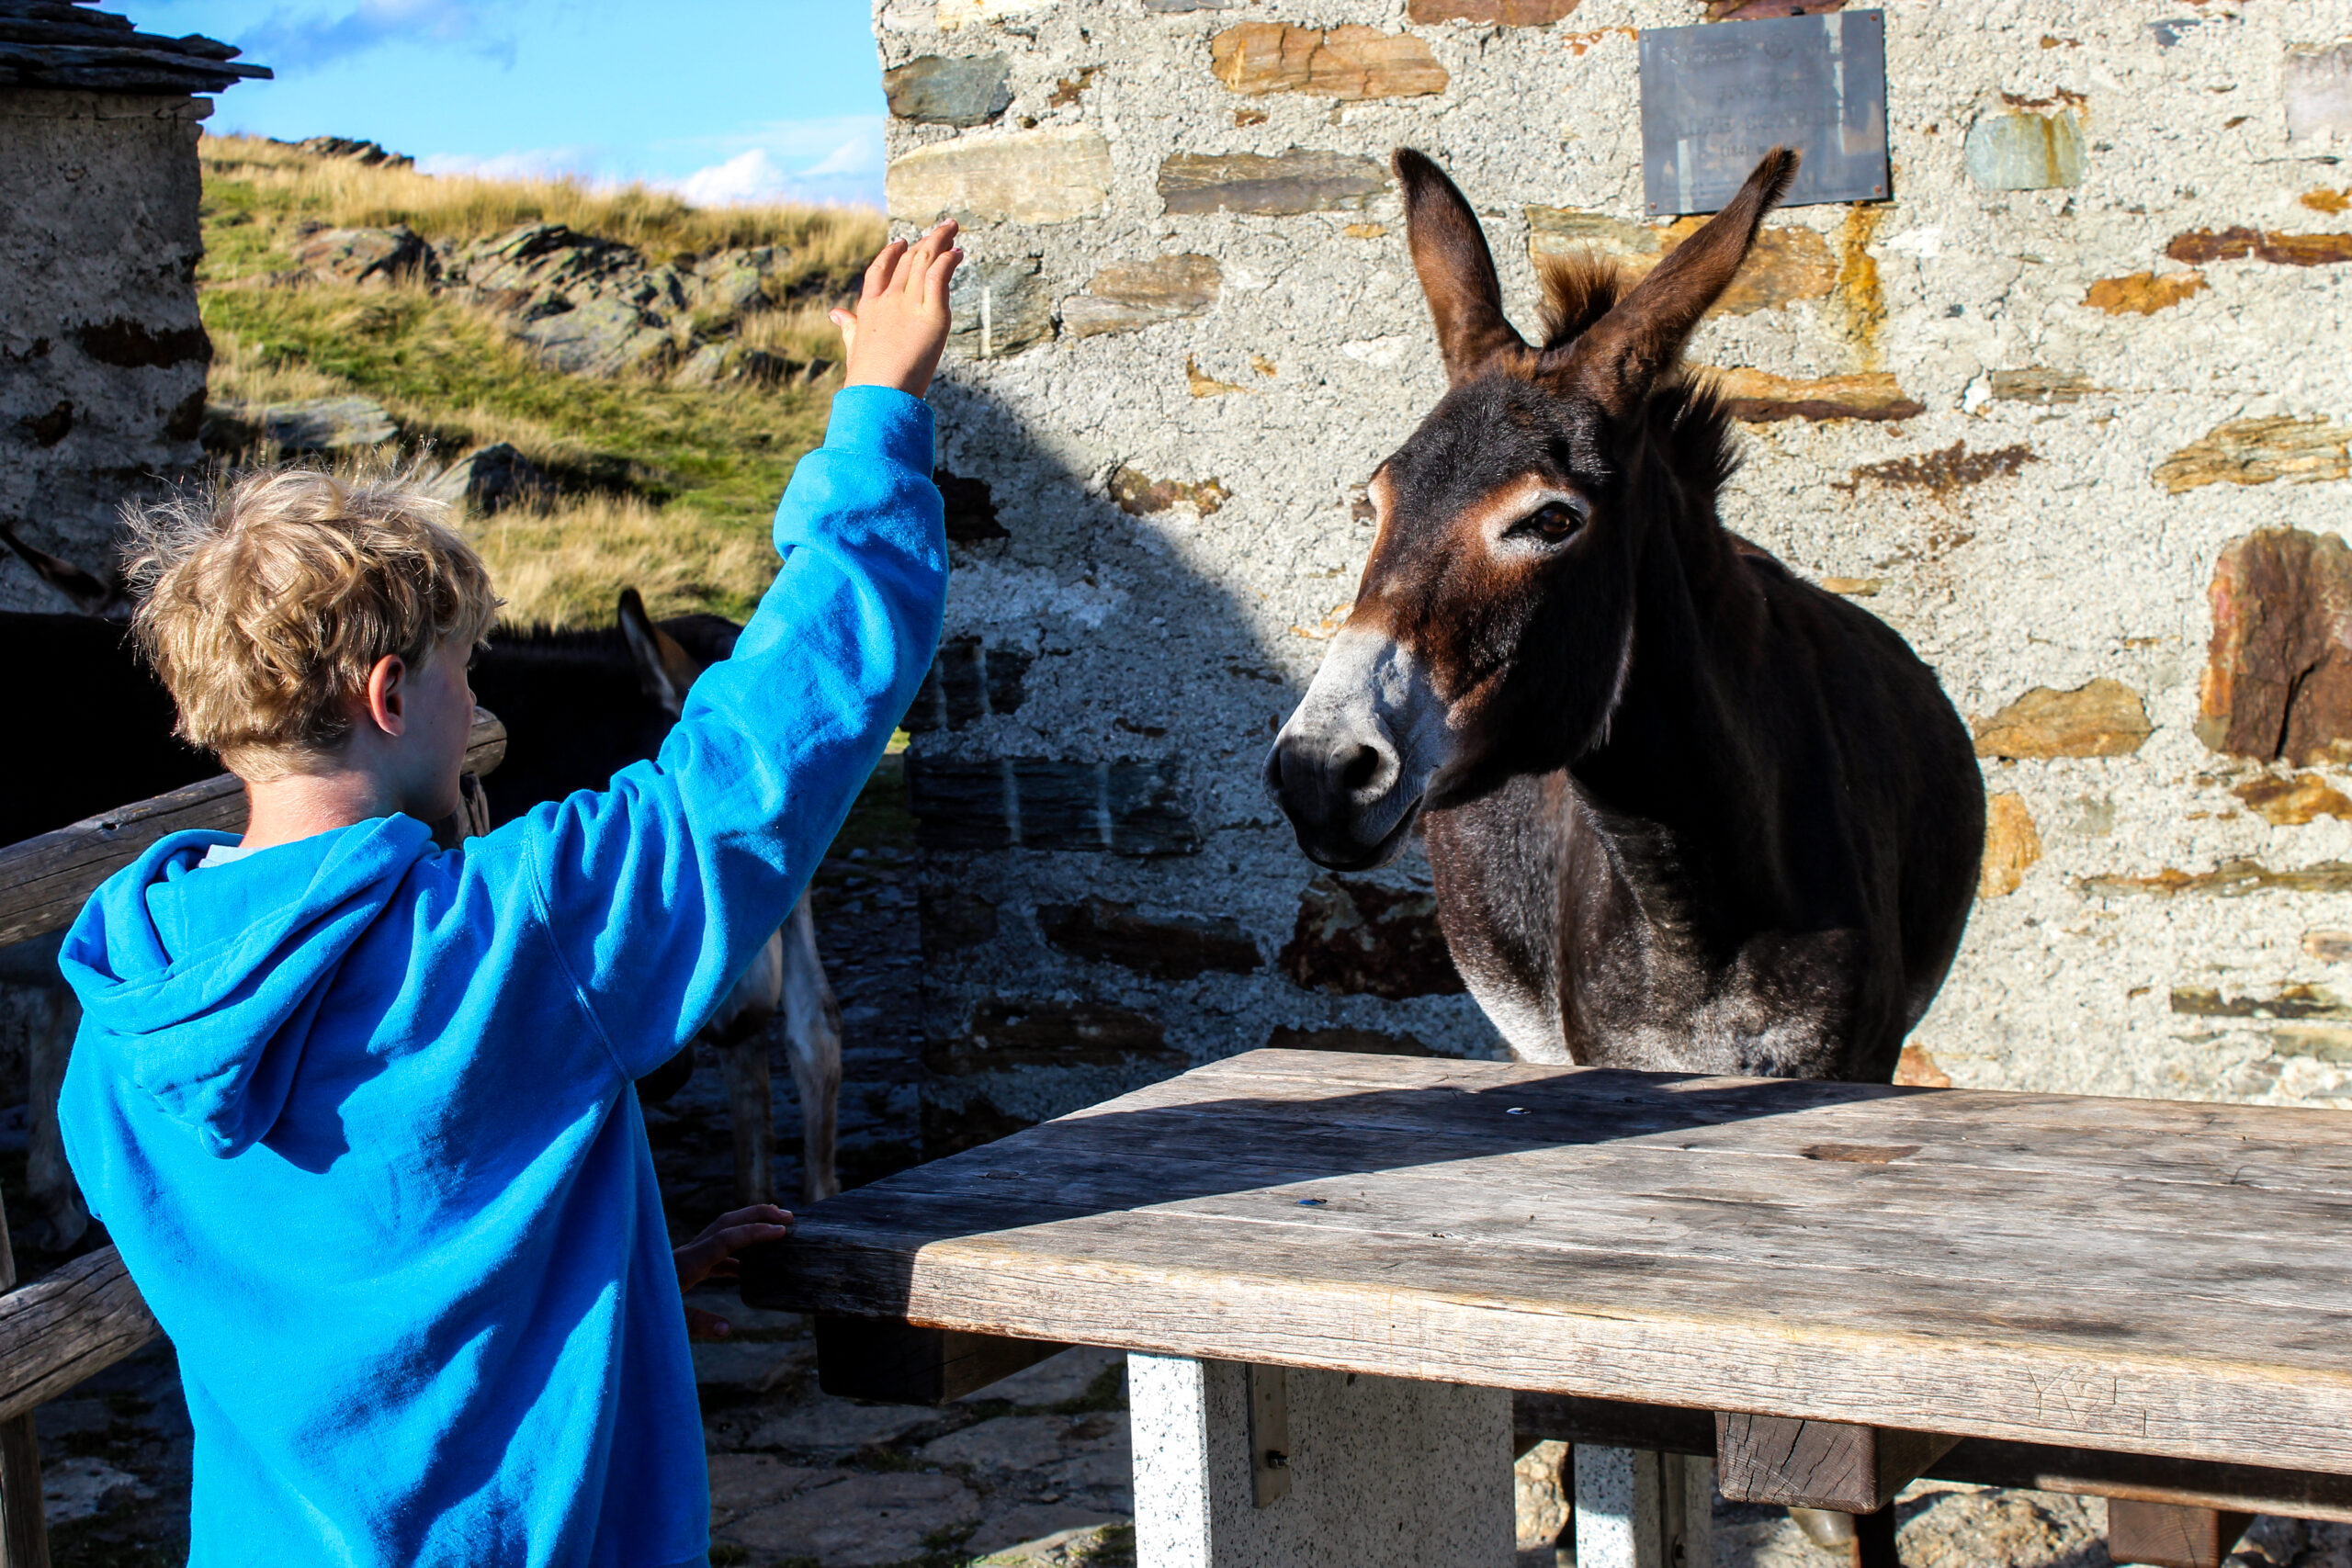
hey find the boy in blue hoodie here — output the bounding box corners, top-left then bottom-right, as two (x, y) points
(54, 220), (963, 1566)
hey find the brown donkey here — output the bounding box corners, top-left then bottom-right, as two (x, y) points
(1265, 147), (1984, 1086)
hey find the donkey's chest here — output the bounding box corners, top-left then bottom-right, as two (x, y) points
(1562, 919), (1865, 1076)
(1428, 787), (1866, 1076)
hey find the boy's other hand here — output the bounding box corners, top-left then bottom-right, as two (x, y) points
(676, 1203), (793, 1340)
(831, 220), (962, 400)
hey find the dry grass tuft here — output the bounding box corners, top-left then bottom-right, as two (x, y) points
(460, 491), (776, 628)
(738, 300), (847, 363)
(198, 133), (883, 271)
(207, 319), (354, 406)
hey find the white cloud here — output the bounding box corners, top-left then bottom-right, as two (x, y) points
(416, 146), (605, 183)
(663, 117), (887, 209)
(803, 135), (881, 179)
(676, 149), (791, 207)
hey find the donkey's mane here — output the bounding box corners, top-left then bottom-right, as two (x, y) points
(1538, 252), (1742, 508)
(1534, 253), (1624, 350)
(1648, 378), (1742, 502)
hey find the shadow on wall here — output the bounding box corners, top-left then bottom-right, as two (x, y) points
(902, 374), (1495, 1159)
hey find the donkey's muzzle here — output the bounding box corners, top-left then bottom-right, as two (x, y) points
(1262, 722), (1419, 871)
(1263, 627), (1442, 871)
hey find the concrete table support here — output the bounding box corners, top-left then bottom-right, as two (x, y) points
(1130, 1353), (1515, 1567)
(1575, 1444), (1715, 1568)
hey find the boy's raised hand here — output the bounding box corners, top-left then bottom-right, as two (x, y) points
(831, 220), (963, 400)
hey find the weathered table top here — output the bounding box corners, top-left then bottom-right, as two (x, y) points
(752, 1049), (2352, 1476)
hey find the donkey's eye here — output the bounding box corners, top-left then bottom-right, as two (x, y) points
(1516, 500), (1588, 543)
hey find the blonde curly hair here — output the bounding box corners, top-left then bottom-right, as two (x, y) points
(126, 468), (500, 780)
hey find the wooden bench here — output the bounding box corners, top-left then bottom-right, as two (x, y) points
(742, 1049), (2352, 1568)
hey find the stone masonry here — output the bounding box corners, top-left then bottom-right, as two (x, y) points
(0, 88), (209, 608)
(877, 0), (2352, 1145)
(0, 12), (266, 613)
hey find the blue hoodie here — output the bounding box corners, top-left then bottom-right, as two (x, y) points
(56, 387), (947, 1568)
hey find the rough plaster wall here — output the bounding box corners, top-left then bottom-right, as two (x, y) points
(878, 0), (2352, 1144)
(0, 89), (209, 614)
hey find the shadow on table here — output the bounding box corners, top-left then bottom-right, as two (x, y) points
(739, 1053), (1951, 1317)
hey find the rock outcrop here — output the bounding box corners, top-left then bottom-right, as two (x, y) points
(448, 223), (689, 378)
(295, 224), (435, 288)
(424, 443), (545, 514)
(283, 221), (823, 386)
(205, 395), (399, 454)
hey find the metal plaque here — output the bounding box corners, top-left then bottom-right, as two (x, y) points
(1639, 9), (1888, 216)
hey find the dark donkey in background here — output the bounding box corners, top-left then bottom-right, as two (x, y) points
(1266, 145), (1984, 1085)
(474, 592), (845, 1208)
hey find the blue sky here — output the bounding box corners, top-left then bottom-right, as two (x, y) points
(138, 0), (887, 207)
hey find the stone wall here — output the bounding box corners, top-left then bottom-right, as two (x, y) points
(0, 88), (209, 610)
(876, 0), (2352, 1148)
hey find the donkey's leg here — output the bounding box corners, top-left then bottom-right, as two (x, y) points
(718, 1030), (775, 1207)
(777, 893), (842, 1204)
(713, 930), (786, 1208)
(25, 983), (87, 1253)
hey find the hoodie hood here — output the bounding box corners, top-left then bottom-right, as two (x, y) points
(60, 815), (436, 1156)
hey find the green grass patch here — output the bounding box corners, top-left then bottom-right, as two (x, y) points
(195, 140), (875, 626)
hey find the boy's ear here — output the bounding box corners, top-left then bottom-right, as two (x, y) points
(617, 587), (696, 717)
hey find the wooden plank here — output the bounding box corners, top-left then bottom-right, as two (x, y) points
(0, 1247), (158, 1426)
(793, 1099), (2352, 1310)
(1071, 1051), (2352, 1190)
(1102, 1048), (2352, 1173)
(812, 1314), (1067, 1405)
(1714, 1413), (1957, 1513)
(0, 1416), (47, 1568)
(0, 709), (506, 946)
(758, 1108), (2352, 1327)
(782, 1054), (2352, 1340)
(0, 1146), (46, 1568)
(746, 1051), (2352, 1475)
(1513, 1392), (2352, 1525)
(763, 1175), (2352, 1374)
(764, 1206), (2352, 1472)
(1515, 1392), (1714, 1455)
(1942, 1442), (2352, 1526)
(2108, 1500), (2253, 1568)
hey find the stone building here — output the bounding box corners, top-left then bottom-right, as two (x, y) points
(876, 0), (2352, 1148)
(0, 1), (266, 611)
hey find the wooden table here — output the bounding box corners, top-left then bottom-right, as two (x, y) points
(743, 1049), (2352, 1568)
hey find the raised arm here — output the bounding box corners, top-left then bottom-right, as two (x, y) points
(481, 224), (962, 1077)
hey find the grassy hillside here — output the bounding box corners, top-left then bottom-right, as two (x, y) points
(196, 135), (885, 626)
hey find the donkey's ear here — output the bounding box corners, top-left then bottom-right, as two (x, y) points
(617, 586), (693, 716)
(1562, 147), (1800, 415)
(1396, 148), (1530, 385)
(0, 519), (119, 618)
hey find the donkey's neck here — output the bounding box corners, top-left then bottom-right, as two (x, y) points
(1567, 499), (1770, 889)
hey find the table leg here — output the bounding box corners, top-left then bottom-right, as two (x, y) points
(1574, 1445), (1715, 1568)
(1129, 1354), (1513, 1567)
(2108, 1500), (2254, 1568)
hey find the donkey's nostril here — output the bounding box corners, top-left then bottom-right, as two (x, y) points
(1340, 743), (1384, 793)
(1261, 740), (1290, 801)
